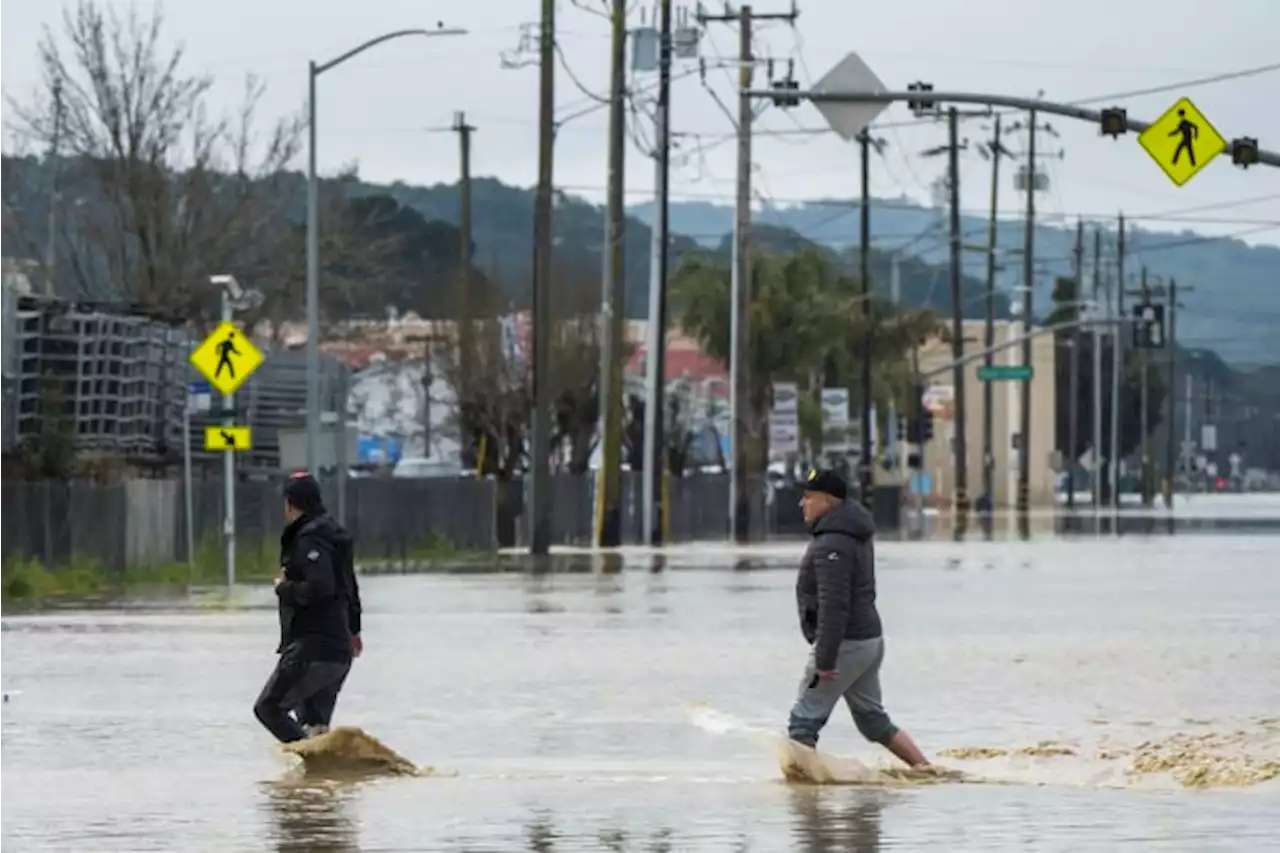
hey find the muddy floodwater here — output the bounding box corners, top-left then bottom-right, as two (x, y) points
(3, 531), (1279, 851)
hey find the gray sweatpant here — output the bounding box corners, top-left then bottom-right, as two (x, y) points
(787, 636), (899, 748)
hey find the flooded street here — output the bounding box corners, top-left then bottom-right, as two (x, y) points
(4, 531), (1279, 851)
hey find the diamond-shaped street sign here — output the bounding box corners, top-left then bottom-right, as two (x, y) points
(811, 52), (888, 142)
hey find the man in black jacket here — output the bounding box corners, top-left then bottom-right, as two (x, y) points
(787, 469), (929, 767)
(253, 473), (363, 743)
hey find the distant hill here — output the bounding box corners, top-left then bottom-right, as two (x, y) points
(353, 177), (1009, 322)
(5, 154), (1273, 362)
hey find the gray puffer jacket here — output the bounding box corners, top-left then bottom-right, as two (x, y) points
(795, 500), (883, 670)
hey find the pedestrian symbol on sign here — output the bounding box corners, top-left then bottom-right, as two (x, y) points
(1169, 109), (1198, 167)
(215, 331), (241, 379)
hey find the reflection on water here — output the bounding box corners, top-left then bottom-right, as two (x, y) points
(525, 812), (555, 853)
(261, 780), (358, 853)
(788, 787), (886, 853)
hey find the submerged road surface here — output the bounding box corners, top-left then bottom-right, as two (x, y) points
(3, 533), (1279, 850)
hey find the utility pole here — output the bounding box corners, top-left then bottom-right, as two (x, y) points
(1139, 266), (1151, 506)
(1184, 367), (1194, 485)
(946, 108), (969, 525)
(1066, 219), (1084, 511)
(698, 2), (798, 541)
(889, 255), (904, 487)
(642, 0), (673, 546)
(529, 0), (555, 555)
(858, 130), (873, 511)
(1016, 112), (1037, 516)
(1110, 214), (1125, 509)
(731, 5), (753, 542)
(981, 114), (1002, 509)
(453, 111), (476, 427)
(44, 79), (64, 298)
(1163, 279), (1179, 507)
(1091, 226), (1103, 515)
(596, 0), (628, 548)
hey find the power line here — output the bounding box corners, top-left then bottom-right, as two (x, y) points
(550, 182), (1280, 227)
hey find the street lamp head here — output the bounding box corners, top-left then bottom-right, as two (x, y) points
(209, 274), (243, 300)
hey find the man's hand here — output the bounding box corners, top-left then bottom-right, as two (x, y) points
(351, 633), (363, 659)
(273, 572), (285, 590)
(817, 669), (838, 681)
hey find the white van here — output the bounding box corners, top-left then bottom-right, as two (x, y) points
(392, 457), (464, 479)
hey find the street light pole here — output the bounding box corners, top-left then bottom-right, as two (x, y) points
(304, 27), (466, 475)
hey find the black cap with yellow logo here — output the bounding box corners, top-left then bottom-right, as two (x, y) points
(803, 468), (848, 501)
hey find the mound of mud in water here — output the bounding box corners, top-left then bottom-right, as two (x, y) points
(939, 727), (1279, 789)
(939, 741), (1076, 761)
(281, 726), (422, 778)
(1114, 731), (1280, 789)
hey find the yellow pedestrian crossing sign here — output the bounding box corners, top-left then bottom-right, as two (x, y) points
(190, 321), (264, 396)
(204, 425), (252, 451)
(1137, 97), (1227, 187)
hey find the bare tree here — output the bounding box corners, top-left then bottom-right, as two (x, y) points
(548, 270), (613, 475)
(2, 1), (391, 334)
(430, 273), (528, 478)
(429, 268), (626, 479)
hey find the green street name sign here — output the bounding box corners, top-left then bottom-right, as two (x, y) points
(978, 364), (1034, 382)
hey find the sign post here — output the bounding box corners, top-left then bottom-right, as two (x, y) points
(190, 297), (265, 590)
(184, 380), (212, 582)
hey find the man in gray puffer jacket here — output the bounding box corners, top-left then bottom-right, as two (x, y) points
(787, 468), (930, 767)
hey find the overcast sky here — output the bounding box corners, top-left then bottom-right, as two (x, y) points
(3, 0), (1278, 247)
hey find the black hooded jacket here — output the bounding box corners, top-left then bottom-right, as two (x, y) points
(795, 500), (883, 671)
(276, 513), (362, 661)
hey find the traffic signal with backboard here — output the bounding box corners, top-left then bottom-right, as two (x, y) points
(770, 77), (800, 108)
(904, 386), (936, 444)
(907, 81), (935, 116)
(1131, 302), (1166, 349)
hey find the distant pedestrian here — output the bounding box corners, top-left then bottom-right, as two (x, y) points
(253, 473), (364, 743)
(787, 468), (930, 767)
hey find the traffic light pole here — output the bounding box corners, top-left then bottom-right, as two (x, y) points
(743, 88), (1280, 168)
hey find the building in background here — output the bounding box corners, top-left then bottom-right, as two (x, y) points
(915, 319), (1058, 508)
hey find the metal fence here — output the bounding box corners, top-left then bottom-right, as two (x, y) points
(1, 472), (780, 572)
(182, 475), (500, 567)
(513, 472), (772, 547)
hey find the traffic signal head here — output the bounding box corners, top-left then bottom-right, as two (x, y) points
(770, 78), (800, 108)
(920, 408), (935, 442)
(1230, 137), (1260, 169)
(907, 81), (935, 117)
(1099, 107), (1127, 138)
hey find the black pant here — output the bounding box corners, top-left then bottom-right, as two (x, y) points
(254, 643), (351, 743)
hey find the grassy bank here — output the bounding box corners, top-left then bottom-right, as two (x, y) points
(357, 531), (493, 574)
(2, 533), (481, 609)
